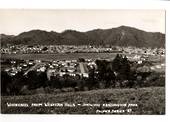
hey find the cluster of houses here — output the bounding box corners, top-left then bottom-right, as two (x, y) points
(122, 46), (165, 56)
(1, 45), (165, 56)
(1, 52), (165, 87)
(2, 59), (36, 76)
(1, 45), (118, 54)
(2, 58), (97, 80)
(46, 60), (91, 80)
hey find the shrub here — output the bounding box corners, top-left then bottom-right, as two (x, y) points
(36, 87), (45, 94)
(61, 87), (75, 92)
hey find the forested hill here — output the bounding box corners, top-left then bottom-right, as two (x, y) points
(1, 26), (165, 48)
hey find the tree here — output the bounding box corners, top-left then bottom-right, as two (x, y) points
(78, 58), (85, 62)
(112, 54), (122, 72)
(42, 46), (48, 51)
(112, 54), (131, 80)
(27, 71), (38, 89)
(10, 71), (27, 95)
(95, 59), (116, 88)
(1, 71), (12, 95)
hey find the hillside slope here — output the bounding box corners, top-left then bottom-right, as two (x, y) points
(1, 87), (165, 114)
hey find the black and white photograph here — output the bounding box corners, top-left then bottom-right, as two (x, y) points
(0, 9), (165, 115)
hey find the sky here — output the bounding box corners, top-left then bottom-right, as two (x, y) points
(0, 9), (165, 35)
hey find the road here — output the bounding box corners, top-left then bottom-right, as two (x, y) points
(79, 63), (85, 74)
(79, 63), (89, 74)
(24, 63), (45, 75)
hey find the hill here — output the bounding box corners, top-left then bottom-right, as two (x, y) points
(1, 26), (165, 48)
(1, 87), (165, 114)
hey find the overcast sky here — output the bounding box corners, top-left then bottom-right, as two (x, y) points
(0, 9), (165, 35)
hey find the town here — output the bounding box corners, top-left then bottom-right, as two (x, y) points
(2, 58), (92, 80)
(1, 44), (165, 55)
(1, 44), (165, 98)
(1, 45), (165, 79)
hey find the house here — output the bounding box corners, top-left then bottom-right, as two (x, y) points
(47, 69), (56, 80)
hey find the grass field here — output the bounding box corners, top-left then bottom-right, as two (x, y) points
(1, 53), (165, 62)
(1, 53), (117, 61)
(1, 87), (165, 114)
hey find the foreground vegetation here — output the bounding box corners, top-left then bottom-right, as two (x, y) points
(1, 87), (165, 114)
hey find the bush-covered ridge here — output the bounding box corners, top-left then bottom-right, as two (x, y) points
(1, 26), (165, 48)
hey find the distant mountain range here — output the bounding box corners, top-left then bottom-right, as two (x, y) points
(0, 26), (165, 48)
